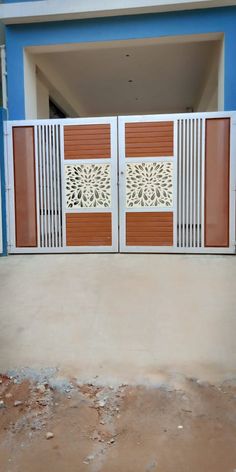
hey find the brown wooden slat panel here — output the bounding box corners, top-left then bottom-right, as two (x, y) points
(65, 125), (110, 131)
(13, 127), (37, 248)
(66, 213), (112, 246)
(127, 130), (173, 136)
(205, 119), (230, 247)
(126, 122), (173, 128)
(127, 137), (173, 143)
(64, 124), (111, 159)
(64, 141), (110, 146)
(126, 212), (173, 246)
(125, 122), (174, 158)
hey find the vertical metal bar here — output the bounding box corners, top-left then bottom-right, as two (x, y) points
(52, 125), (58, 247)
(201, 119), (206, 248)
(177, 120), (180, 247)
(42, 126), (48, 247)
(34, 126), (41, 249)
(37, 127), (43, 247)
(45, 125), (51, 247)
(60, 124), (66, 248)
(55, 125), (62, 247)
(189, 119), (193, 248)
(173, 119), (178, 249)
(48, 125), (55, 247)
(229, 116), (236, 250)
(180, 120), (183, 247)
(193, 119), (197, 248)
(182, 119), (186, 248)
(186, 119), (190, 248)
(197, 119), (201, 247)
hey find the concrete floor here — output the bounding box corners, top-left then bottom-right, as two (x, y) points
(0, 254), (235, 384)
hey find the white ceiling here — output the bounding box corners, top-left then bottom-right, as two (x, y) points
(37, 39), (220, 116)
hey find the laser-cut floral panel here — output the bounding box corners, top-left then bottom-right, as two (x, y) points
(66, 164), (111, 208)
(126, 162), (173, 208)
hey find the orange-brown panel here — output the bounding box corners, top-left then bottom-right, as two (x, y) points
(64, 124), (111, 159)
(126, 212), (173, 246)
(205, 119), (230, 247)
(125, 122), (174, 157)
(66, 213), (112, 246)
(13, 127), (37, 247)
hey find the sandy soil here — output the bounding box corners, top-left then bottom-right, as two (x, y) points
(1, 373), (236, 472)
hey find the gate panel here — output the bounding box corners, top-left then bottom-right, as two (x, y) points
(13, 126), (37, 247)
(119, 113), (236, 254)
(119, 116), (176, 252)
(7, 117), (118, 253)
(63, 118), (118, 252)
(205, 118), (230, 247)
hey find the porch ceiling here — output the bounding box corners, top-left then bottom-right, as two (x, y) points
(35, 38), (220, 116)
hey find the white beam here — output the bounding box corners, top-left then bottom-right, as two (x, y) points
(0, 0), (236, 24)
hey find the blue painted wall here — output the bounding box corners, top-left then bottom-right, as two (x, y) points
(5, 6), (236, 119)
(0, 108), (8, 256)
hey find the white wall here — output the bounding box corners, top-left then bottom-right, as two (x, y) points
(24, 49), (81, 119)
(196, 41), (224, 112)
(35, 54), (82, 117)
(36, 74), (49, 119)
(24, 51), (37, 119)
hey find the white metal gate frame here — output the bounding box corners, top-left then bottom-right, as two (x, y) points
(5, 116), (119, 253)
(4, 112), (236, 254)
(118, 112), (236, 254)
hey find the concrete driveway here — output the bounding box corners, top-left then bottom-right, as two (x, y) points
(0, 254), (235, 384)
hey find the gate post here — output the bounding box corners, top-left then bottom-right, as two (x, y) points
(0, 108), (8, 256)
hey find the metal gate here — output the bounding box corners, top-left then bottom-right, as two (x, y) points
(4, 112), (236, 254)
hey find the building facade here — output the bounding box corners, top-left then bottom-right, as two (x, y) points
(0, 1), (235, 255)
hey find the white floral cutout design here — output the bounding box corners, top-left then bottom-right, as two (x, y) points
(126, 162), (173, 208)
(65, 164), (111, 208)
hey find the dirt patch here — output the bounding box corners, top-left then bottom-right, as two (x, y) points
(1, 373), (236, 472)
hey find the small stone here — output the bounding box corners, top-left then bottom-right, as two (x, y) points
(90, 430), (100, 441)
(98, 400), (106, 407)
(14, 401), (23, 407)
(0, 400), (5, 408)
(178, 425), (183, 429)
(100, 420), (105, 425)
(5, 393), (13, 399)
(83, 454), (94, 464)
(46, 432), (54, 440)
(36, 384), (46, 394)
(108, 438), (115, 445)
(0, 379), (2, 384)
